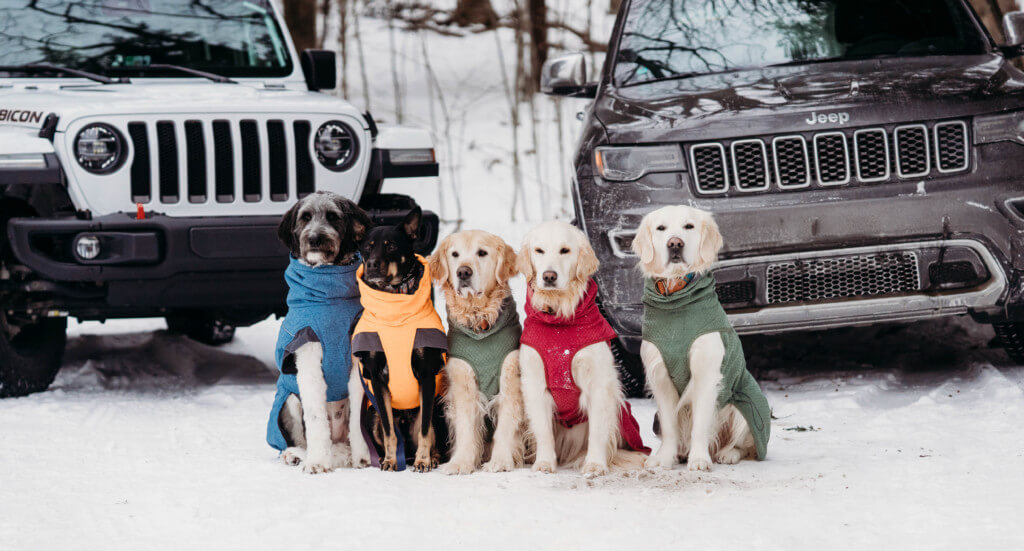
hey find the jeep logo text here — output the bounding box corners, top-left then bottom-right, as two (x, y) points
(805, 111), (850, 125)
(0, 109), (43, 124)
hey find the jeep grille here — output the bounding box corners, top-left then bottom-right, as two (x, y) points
(689, 120), (969, 194)
(766, 252), (921, 305)
(126, 118), (316, 205)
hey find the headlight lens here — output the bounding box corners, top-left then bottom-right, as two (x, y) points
(974, 111), (1024, 145)
(595, 145), (686, 181)
(314, 121), (359, 172)
(74, 123), (125, 174)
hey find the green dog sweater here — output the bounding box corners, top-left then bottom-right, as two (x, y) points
(641, 274), (771, 460)
(447, 296), (522, 399)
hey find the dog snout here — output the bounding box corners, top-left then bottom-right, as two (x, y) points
(307, 232), (326, 248)
(365, 258), (381, 271)
(542, 271), (558, 286)
(457, 266), (473, 282)
(667, 237), (684, 251)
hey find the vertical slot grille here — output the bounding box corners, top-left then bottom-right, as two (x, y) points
(155, 121), (179, 203)
(690, 144), (728, 193)
(813, 133), (850, 185)
(212, 120), (234, 203)
(934, 121), (968, 173)
(895, 125), (930, 177)
(853, 129), (889, 182)
(730, 139), (770, 191)
(772, 136), (810, 189)
(294, 120), (315, 197)
(267, 120), (288, 201)
(127, 122), (151, 203)
(184, 120), (206, 203)
(240, 120), (261, 202)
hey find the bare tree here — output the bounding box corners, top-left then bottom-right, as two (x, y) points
(450, 0), (499, 28)
(282, 0), (317, 52)
(526, 0), (549, 91)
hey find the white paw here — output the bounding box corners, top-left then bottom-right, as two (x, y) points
(351, 454), (371, 468)
(582, 462), (608, 478)
(441, 458), (476, 475)
(483, 456), (515, 473)
(714, 447), (743, 465)
(532, 458), (556, 474)
(303, 456), (333, 474)
(282, 447), (305, 466)
(644, 452), (677, 470)
(687, 454), (712, 472)
(330, 444), (352, 469)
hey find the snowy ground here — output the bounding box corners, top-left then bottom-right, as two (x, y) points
(2, 314), (1023, 549)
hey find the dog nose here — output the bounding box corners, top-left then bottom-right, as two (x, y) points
(365, 258), (380, 271)
(542, 271), (558, 285)
(667, 237), (684, 251)
(457, 266), (473, 281)
(308, 233), (325, 248)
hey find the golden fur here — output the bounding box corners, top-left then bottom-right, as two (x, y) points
(516, 223), (599, 320)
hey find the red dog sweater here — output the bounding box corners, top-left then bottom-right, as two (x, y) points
(520, 279), (649, 454)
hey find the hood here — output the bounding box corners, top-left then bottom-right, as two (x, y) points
(598, 54), (1024, 142)
(0, 80), (365, 132)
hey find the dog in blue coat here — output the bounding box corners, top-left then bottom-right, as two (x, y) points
(267, 191), (371, 474)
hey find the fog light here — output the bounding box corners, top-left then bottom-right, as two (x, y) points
(75, 235), (101, 260)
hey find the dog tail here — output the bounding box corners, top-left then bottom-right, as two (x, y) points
(609, 449), (648, 472)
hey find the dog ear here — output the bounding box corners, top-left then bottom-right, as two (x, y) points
(495, 237), (519, 284)
(402, 206), (422, 241)
(427, 235), (450, 283)
(631, 215), (656, 270)
(277, 201), (301, 257)
(336, 197), (373, 243)
(516, 239), (535, 285)
(693, 211), (724, 274)
(574, 227), (600, 282)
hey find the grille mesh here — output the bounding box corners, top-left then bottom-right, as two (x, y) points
(935, 122), (968, 172)
(155, 121), (179, 203)
(896, 126), (929, 177)
(773, 137), (809, 188)
(184, 120), (206, 203)
(127, 122), (151, 203)
(854, 129), (888, 181)
(814, 133), (849, 184)
(766, 252), (921, 305)
(267, 120), (288, 201)
(294, 121), (315, 198)
(212, 120), (234, 203)
(716, 280), (756, 305)
(240, 119), (261, 202)
(731, 141), (769, 190)
(691, 145), (728, 192)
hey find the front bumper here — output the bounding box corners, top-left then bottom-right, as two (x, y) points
(7, 208), (438, 313)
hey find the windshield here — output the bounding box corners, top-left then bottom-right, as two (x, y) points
(613, 0), (990, 87)
(0, 0), (292, 79)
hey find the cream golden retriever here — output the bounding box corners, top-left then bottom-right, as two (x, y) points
(427, 230), (530, 474)
(632, 205), (757, 471)
(518, 221), (647, 477)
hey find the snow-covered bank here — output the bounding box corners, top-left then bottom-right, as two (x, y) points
(1, 316), (1021, 549)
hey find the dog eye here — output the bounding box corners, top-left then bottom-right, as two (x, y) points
(326, 212), (338, 221)
(386, 242), (397, 251)
(535, 248), (544, 255)
(560, 247), (570, 255)
(452, 251), (459, 258)
(300, 212), (312, 221)
(656, 225), (666, 231)
(684, 223), (695, 230)
(477, 249), (488, 257)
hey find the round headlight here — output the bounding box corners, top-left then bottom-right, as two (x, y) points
(74, 123), (125, 174)
(314, 121), (359, 172)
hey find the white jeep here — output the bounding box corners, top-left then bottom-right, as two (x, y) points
(0, 0), (440, 396)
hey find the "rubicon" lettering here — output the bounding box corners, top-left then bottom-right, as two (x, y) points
(0, 109), (44, 124)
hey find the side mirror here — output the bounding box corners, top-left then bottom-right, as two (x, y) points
(300, 49), (337, 92)
(1004, 12), (1024, 47)
(540, 53), (596, 98)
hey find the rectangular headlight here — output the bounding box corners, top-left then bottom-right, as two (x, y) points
(974, 111), (1024, 145)
(595, 145), (685, 181)
(0, 154), (47, 169)
(388, 148), (435, 165)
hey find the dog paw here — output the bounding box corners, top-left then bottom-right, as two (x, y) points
(303, 460), (332, 475)
(687, 454), (712, 472)
(282, 447), (305, 466)
(532, 459), (556, 474)
(582, 462), (608, 478)
(644, 453), (676, 470)
(714, 447), (744, 465)
(351, 450), (372, 468)
(441, 458), (476, 475)
(413, 459), (434, 473)
(380, 458), (398, 472)
(483, 457), (515, 473)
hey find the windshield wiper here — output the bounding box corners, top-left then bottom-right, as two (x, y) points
(0, 63), (125, 84)
(120, 64), (237, 84)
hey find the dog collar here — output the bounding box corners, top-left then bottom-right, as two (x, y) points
(655, 273), (697, 296)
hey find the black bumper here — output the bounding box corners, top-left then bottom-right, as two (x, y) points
(7, 208), (439, 313)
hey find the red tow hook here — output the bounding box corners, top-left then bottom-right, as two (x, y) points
(136, 203), (145, 220)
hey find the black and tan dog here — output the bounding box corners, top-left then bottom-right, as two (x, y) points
(347, 207), (449, 471)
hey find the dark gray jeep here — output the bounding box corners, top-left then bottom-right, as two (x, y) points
(542, 0), (1024, 366)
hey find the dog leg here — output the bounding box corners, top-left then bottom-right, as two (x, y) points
(361, 352), (398, 471)
(574, 344), (620, 478)
(412, 348), (443, 473)
(347, 364), (372, 468)
(278, 394), (307, 466)
(294, 342), (333, 474)
(484, 351), (525, 472)
(441, 359), (484, 475)
(641, 341), (681, 470)
(685, 333), (726, 472)
(713, 405), (754, 465)
(520, 345), (558, 473)
(282, 447), (306, 466)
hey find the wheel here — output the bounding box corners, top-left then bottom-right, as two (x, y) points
(609, 337), (647, 399)
(0, 312), (67, 398)
(992, 322), (1024, 364)
(166, 312), (236, 346)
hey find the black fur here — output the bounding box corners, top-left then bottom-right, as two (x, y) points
(359, 206), (423, 289)
(277, 191), (372, 266)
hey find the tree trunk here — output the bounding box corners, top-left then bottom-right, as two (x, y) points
(283, 0), (317, 53)
(527, 0), (548, 92)
(450, 0), (499, 28)
(608, 0), (621, 15)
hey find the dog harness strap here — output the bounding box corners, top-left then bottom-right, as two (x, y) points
(446, 296), (522, 399)
(267, 257), (363, 452)
(520, 280), (650, 454)
(352, 255), (447, 410)
(641, 274), (771, 460)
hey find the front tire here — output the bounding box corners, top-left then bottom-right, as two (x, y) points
(992, 322), (1024, 364)
(166, 312), (236, 346)
(0, 314), (67, 398)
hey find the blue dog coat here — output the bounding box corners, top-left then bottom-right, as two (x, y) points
(266, 257), (363, 452)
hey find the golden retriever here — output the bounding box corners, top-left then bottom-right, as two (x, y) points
(632, 205), (758, 471)
(518, 221), (648, 477)
(428, 230), (530, 474)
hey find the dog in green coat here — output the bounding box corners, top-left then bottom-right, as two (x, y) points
(632, 206), (771, 471)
